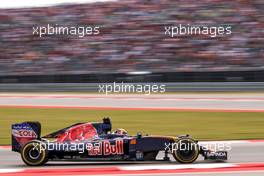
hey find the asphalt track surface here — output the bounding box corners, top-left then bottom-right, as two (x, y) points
(1, 141), (264, 175)
(0, 93), (263, 111)
(0, 93), (264, 175)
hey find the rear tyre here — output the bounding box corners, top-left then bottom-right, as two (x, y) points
(21, 140), (48, 166)
(172, 137), (199, 164)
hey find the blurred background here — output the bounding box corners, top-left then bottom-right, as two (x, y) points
(0, 0), (264, 144)
(0, 0), (263, 87)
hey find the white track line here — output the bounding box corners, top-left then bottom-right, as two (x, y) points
(120, 163), (236, 170)
(0, 169), (24, 173)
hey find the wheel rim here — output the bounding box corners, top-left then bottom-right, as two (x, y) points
(29, 148), (41, 160)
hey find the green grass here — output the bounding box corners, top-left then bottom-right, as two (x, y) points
(0, 107), (264, 145)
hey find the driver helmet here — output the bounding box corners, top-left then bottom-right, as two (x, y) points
(114, 128), (128, 135)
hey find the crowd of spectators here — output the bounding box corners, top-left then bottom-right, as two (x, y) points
(0, 0), (263, 75)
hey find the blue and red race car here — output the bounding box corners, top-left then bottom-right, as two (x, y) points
(11, 118), (227, 166)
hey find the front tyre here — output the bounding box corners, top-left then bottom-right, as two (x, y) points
(21, 140), (48, 166)
(172, 137), (199, 164)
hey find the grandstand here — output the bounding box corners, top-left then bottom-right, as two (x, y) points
(0, 0), (263, 82)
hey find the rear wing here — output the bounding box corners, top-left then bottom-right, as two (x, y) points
(11, 122), (41, 152)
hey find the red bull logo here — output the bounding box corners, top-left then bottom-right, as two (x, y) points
(88, 140), (124, 156)
(103, 140), (123, 155)
(57, 123), (97, 143)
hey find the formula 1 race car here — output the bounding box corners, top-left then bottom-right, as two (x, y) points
(11, 118), (227, 166)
